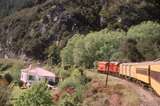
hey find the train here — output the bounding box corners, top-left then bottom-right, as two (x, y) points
(97, 61), (160, 96)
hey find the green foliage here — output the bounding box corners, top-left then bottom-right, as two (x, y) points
(0, 64), (11, 72)
(59, 69), (82, 90)
(61, 29), (125, 68)
(11, 68), (21, 83)
(0, 59), (24, 83)
(46, 44), (61, 65)
(0, 86), (11, 106)
(58, 67), (71, 79)
(59, 77), (81, 91)
(121, 38), (144, 62)
(61, 21), (160, 64)
(126, 21), (160, 61)
(58, 89), (83, 106)
(58, 68), (88, 106)
(61, 35), (83, 66)
(15, 82), (54, 106)
(0, 0), (160, 63)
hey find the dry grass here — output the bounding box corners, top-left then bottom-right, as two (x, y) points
(83, 70), (140, 106)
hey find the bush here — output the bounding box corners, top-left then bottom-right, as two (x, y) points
(59, 77), (81, 91)
(15, 82), (54, 106)
(58, 69), (87, 106)
(4, 73), (13, 84)
(59, 68), (71, 79)
(58, 89), (83, 106)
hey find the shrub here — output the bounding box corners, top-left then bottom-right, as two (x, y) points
(59, 77), (81, 91)
(59, 68), (89, 89)
(58, 89), (83, 106)
(57, 68), (90, 106)
(15, 82), (54, 106)
(59, 68), (71, 79)
(70, 69), (90, 85)
(4, 73), (13, 84)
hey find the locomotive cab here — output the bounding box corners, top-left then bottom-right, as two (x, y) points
(97, 61), (108, 73)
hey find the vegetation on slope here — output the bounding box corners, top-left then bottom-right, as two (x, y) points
(0, 0), (159, 63)
(0, 59), (25, 83)
(15, 82), (53, 106)
(61, 21), (160, 68)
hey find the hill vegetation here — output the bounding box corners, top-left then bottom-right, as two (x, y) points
(61, 21), (160, 68)
(0, 0), (160, 64)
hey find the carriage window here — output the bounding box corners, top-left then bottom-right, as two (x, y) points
(28, 75), (35, 80)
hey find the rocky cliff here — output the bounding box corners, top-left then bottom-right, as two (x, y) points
(0, 0), (159, 60)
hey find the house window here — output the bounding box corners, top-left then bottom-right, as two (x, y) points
(28, 75), (35, 80)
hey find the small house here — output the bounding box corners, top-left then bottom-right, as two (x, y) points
(20, 65), (56, 87)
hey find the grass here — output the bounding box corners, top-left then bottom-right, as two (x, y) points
(11, 86), (26, 105)
(0, 58), (25, 74)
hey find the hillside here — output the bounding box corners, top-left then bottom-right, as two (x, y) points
(0, 0), (160, 62)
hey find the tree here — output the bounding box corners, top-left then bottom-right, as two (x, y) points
(61, 28), (125, 68)
(46, 44), (61, 65)
(121, 38), (145, 62)
(127, 21), (160, 61)
(15, 82), (54, 106)
(61, 35), (83, 66)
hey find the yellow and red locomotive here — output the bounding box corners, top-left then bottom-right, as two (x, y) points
(97, 61), (160, 96)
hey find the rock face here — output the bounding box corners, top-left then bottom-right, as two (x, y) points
(0, 0), (160, 60)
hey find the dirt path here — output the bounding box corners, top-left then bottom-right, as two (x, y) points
(86, 71), (160, 106)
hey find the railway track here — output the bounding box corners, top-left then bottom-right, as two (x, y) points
(86, 71), (160, 106)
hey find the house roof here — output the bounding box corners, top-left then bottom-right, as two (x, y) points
(22, 67), (55, 77)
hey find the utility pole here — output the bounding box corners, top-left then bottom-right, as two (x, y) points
(105, 60), (110, 87)
(105, 41), (110, 87)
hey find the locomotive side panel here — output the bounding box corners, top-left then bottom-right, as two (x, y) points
(150, 64), (160, 96)
(97, 62), (108, 73)
(109, 62), (120, 73)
